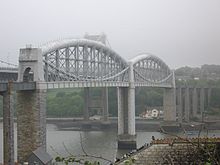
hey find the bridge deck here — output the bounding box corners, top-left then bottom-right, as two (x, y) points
(0, 82), (36, 92)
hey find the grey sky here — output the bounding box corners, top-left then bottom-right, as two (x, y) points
(0, 0), (220, 68)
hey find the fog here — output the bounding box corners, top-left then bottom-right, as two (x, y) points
(0, 0), (220, 68)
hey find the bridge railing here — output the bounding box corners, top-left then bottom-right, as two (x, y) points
(0, 83), (8, 92)
(0, 82), (36, 92)
(0, 67), (18, 71)
(13, 82), (36, 91)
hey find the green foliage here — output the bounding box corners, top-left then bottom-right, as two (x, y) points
(47, 88), (119, 118)
(84, 161), (100, 165)
(0, 78), (220, 118)
(43, 81), (220, 118)
(47, 89), (83, 117)
(108, 88), (117, 117)
(135, 87), (163, 116)
(123, 158), (136, 165)
(56, 91), (66, 97)
(55, 156), (100, 165)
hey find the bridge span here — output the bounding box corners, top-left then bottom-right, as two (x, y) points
(0, 34), (208, 164)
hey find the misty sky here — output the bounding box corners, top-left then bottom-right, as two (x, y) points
(0, 0), (220, 68)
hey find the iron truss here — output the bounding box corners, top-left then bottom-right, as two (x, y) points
(40, 39), (174, 88)
(41, 39), (129, 82)
(129, 53), (175, 87)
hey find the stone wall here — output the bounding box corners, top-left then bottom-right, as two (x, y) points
(17, 89), (46, 163)
(2, 90), (14, 165)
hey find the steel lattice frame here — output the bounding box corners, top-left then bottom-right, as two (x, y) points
(129, 53), (175, 87)
(40, 39), (174, 88)
(41, 39), (129, 82)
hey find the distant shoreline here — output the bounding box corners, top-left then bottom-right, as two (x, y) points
(1, 117), (220, 132)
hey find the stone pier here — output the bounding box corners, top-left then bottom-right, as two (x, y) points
(17, 46), (46, 163)
(17, 89), (47, 163)
(2, 82), (14, 165)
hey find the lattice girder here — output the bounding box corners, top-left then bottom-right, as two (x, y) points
(41, 39), (129, 82)
(129, 53), (174, 87)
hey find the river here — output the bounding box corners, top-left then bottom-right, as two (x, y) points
(0, 123), (220, 164)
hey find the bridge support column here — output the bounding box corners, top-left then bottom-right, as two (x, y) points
(17, 89), (47, 163)
(83, 87), (90, 121)
(177, 87), (182, 123)
(207, 88), (212, 108)
(200, 88), (205, 121)
(117, 87), (136, 150)
(128, 86), (135, 135)
(192, 88), (198, 118)
(102, 87), (109, 121)
(2, 82), (14, 165)
(117, 87), (127, 135)
(163, 88), (176, 121)
(184, 88), (190, 122)
(82, 87), (92, 129)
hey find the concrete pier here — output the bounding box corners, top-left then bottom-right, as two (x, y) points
(200, 88), (205, 120)
(102, 87), (109, 121)
(128, 87), (135, 135)
(192, 88), (198, 117)
(184, 88), (190, 122)
(177, 87), (182, 123)
(163, 88), (176, 121)
(83, 87), (90, 121)
(175, 87), (210, 122)
(117, 87), (136, 149)
(207, 88), (212, 108)
(117, 87), (128, 135)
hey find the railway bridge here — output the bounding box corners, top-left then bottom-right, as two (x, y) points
(0, 34), (208, 164)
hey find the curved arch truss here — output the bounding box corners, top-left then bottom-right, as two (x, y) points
(130, 53), (174, 87)
(41, 39), (129, 82)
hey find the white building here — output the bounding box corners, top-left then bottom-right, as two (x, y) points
(141, 109), (162, 119)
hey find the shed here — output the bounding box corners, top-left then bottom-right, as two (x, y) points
(27, 147), (53, 165)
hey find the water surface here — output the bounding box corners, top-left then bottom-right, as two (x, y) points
(1, 123), (220, 164)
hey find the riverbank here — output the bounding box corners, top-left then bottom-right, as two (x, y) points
(47, 117), (220, 132)
(1, 117), (220, 132)
(47, 117), (162, 131)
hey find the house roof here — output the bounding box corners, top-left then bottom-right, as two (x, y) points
(32, 147), (52, 164)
